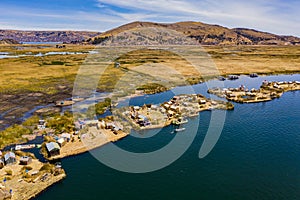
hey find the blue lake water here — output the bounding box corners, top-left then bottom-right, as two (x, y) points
(33, 74), (300, 200)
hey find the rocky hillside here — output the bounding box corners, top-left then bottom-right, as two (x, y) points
(0, 38), (19, 45)
(90, 26), (198, 46)
(232, 28), (300, 45)
(90, 21), (300, 45)
(0, 30), (100, 43)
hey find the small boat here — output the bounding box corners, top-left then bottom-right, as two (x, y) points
(207, 107), (214, 111)
(175, 119), (188, 125)
(55, 100), (75, 107)
(15, 144), (36, 151)
(249, 73), (258, 78)
(218, 76), (226, 81)
(112, 103), (119, 107)
(175, 128), (186, 132)
(55, 162), (62, 169)
(72, 97), (84, 102)
(228, 75), (239, 80)
(15, 145), (21, 151)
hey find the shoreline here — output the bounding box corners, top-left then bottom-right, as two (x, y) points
(113, 72), (300, 106)
(47, 129), (129, 161)
(0, 155), (66, 200)
(208, 81), (300, 104)
(0, 43), (300, 200)
(0, 74), (299, 200)
(116, 94), (234, 132)
(2, 73), (300, 152)
(46, 94), (234, 161)
(20, 173), (66, 200)
(1, 71), (299, 132)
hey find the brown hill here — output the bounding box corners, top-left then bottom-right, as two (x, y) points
(232, 28), (300, 45)
(0, 38), (19, 45)
(0, 30), (100, 43)
(90, 21), (300, 45)
(90, 26), (199, 46)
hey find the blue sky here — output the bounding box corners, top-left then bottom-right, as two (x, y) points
(1, 0), (299, 36)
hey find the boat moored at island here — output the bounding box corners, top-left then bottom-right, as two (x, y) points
(15, 144), (36, 151)
(249, 73), (259, 78)
(175, 127), (186, 132)
(227, 75), (239, 80)
(218, 76), (226, 81)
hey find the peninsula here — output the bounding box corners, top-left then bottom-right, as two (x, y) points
(0, 151), (65, 200)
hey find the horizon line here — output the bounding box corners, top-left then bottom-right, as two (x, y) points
(0, 20), (299, 38)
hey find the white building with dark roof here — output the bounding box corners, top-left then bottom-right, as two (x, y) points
(20, 156), (32, 165)
(46, 142), (61, 157)
(4, 152), (16, 165)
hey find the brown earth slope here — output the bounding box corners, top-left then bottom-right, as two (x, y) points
(90, 21), (300, 45)
(0, 30), (100, 43)
(0, 39), (19, 45)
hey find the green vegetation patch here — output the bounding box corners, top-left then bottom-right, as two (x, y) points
(43, 61), (65, 65)
(46, 112), (75, 134)
(186, 77), (203, 85)
(22, 115), (40, 127)
(86, 98), (112, 118)
(137, 83), (168, 94)
(0, 124), (32, 148)
(40, 163), (55, 173)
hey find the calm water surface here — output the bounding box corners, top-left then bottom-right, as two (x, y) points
(35, 75), (300, 200)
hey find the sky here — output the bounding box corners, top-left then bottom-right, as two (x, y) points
(0, 0), (299, 36)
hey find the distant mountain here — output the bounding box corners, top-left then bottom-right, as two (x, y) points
(0, 30), (100, 43)
(90, 26), (199, 46)
(0, 38), (19, 45)
(89, 21), (300, 45)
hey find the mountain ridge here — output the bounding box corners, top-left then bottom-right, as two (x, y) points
(0, 38), (20, 45)
(90, 21), (300, 46)
(1, 21), (299, 45)
(0, 30), (100, 43)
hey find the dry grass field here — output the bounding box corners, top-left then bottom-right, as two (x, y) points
(0, 44), (299, 129)
(207, 45), (300, 75)
(1, 44), (299, 94)
(0, 44), (94, 94)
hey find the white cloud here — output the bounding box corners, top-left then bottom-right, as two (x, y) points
(0, 5), (127, 31)
(0, 0), (299, 36)
(97, 0), (300, 36)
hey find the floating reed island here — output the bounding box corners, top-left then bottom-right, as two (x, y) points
(208, 81), (300, 103)
(116, 94), (234, 131)
(38, 123), (129, 161)
(38, 94), (234, 161)
(0, 151), (66, 200)
(55, 100), (75, 107)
